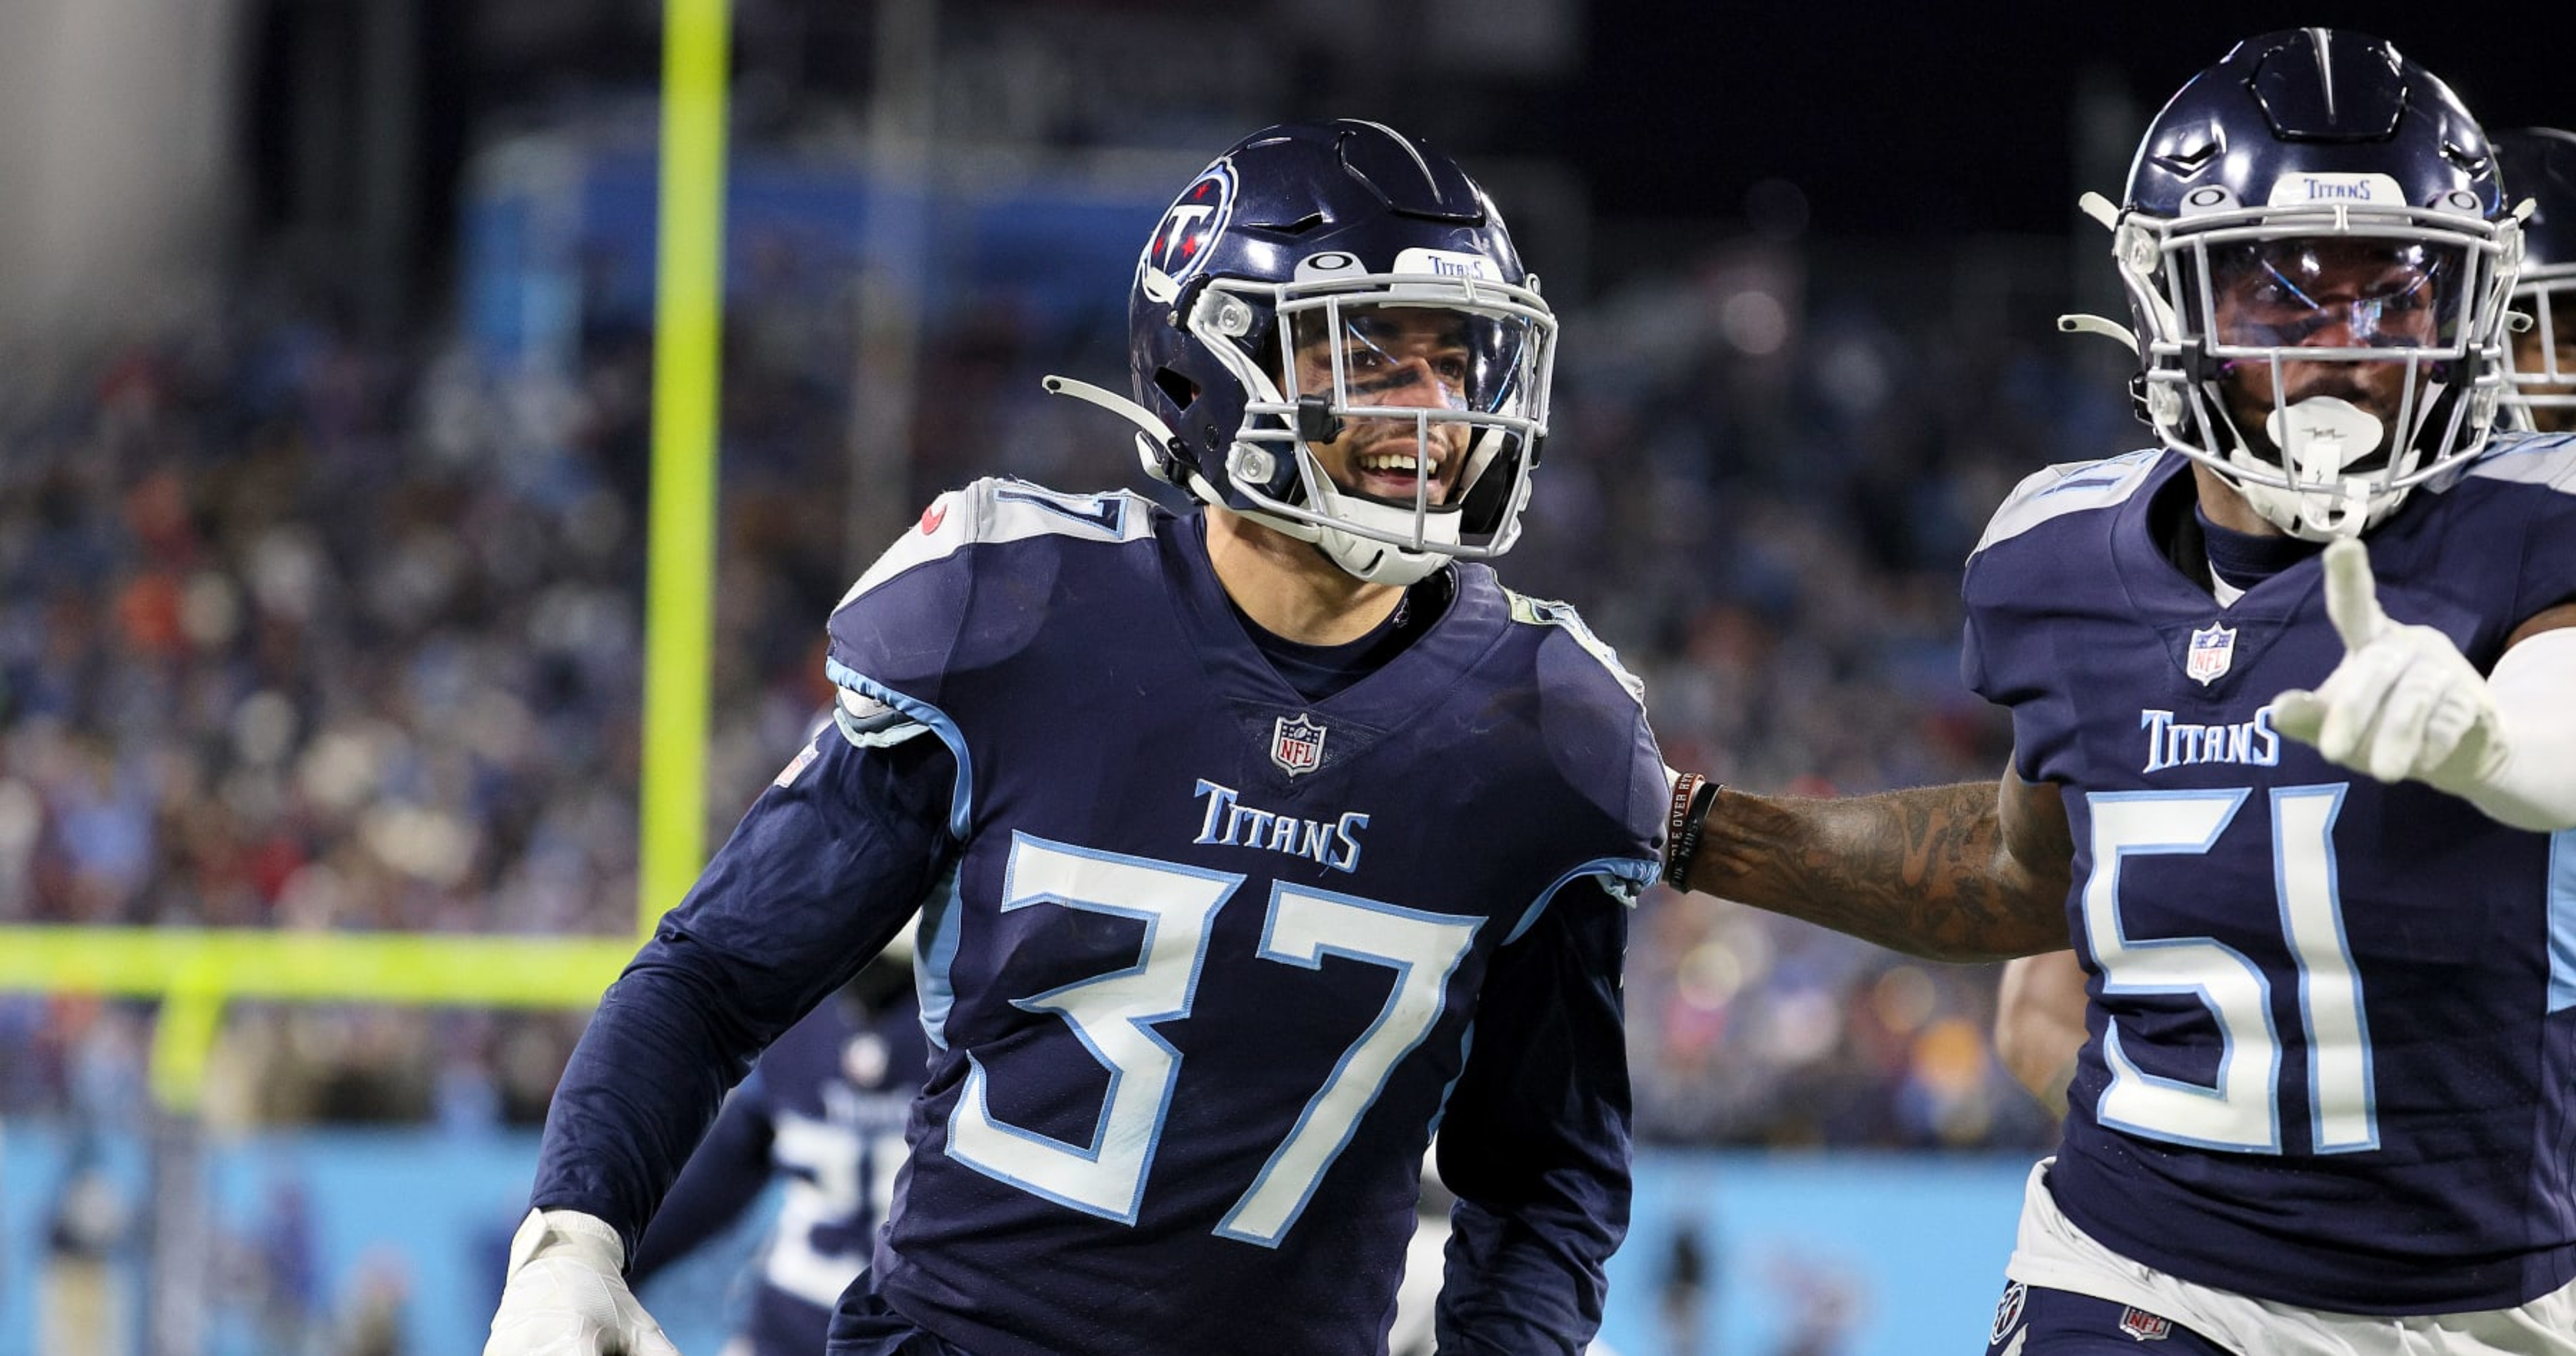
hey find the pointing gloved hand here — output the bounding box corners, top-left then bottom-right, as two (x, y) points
(2272, 538), (2505, 793)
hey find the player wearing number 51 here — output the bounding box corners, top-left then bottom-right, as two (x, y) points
(1664, 31), (2576, 1355)
(483, 119), (1664, 1356)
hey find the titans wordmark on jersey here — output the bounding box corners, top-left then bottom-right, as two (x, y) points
(1963, 435), (2576, 1313)
(816, 478), (1664, 1356)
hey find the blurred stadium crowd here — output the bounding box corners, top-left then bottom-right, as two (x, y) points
(0, 197), (2131, 1154)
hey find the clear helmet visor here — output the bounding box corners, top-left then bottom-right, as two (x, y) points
(1195, 264), (1557, 580)
(1286, 302), (1535, 415)
(1275, 297), (1545, 518)
(2203, 237), (2470, 354)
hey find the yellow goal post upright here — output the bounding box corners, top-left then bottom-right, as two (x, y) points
(0, 0), (731, 1113)
(0, 3), (731, 1350)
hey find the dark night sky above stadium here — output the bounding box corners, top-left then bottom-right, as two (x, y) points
(361, 0), (2570, 306)
(1571, 1), (2569, 237)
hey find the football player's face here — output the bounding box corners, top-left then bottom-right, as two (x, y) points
(2210, 238), (2453, 436)
(1289, 308), (1475, 506)
(2510, 308), (2576, 433)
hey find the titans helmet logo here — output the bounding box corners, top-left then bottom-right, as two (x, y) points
(1139, 161), (1236, 304)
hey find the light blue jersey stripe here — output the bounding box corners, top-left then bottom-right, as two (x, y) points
(915, 863), (965, 1050)
(824, 655), (973, 839)
(2550, 829), (2576, 1015)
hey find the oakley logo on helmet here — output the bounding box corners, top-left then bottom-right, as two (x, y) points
(1140, 162), (1237, 304)
(1290, 247), (1501, 285)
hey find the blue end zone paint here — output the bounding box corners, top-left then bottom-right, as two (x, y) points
(1, 1126), (2032, 1356)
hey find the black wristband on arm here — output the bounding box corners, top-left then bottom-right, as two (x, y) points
(1663, 773), (1723, 890)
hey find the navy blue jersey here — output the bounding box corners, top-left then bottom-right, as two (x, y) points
(532, 477), (1666, 1356)
(629, 990), (925, 1356)
(1963, 436), (2576, 1313)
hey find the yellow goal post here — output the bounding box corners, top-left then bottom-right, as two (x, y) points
(0, 0), (733, 1115)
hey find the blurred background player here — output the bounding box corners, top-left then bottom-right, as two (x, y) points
(483, 118), (1665, 1356)
(1664, 28), (2576, 1354)
(625, 944), (923, 1356)
(2499, 126), (2576, 433)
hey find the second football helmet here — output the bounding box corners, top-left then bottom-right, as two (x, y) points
(2092, 29), (2522, 539)
(1049, 119), (1555, 585)
(2496, 127), (2576, 431)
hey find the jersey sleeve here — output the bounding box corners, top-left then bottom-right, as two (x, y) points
(1960, 458), (2149, 782)
(824, 483), (983, 761)
(1960, 458), (2104, 713)
(1512, 587), (1669, 895)
(1432, 875), (1632, 1355)
(1956, 595), (2050, 782)
(625, 1068), (778, 1287)
(823, 478), (1146, 839)
(526, 731), (959, 1260)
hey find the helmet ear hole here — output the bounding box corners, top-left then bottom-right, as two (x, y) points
(1153, 368), (1198, 411)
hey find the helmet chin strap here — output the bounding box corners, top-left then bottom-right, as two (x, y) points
(2232, 395), (2390, 540)
(1312, 530), (1447, 586)
(1304, 476), (1458, 586)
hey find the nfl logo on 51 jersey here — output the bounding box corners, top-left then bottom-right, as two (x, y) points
(2185, 624), (2236, 685)
(1271, 715), (1326, 776)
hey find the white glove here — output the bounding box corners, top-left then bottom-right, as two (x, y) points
(483, 1208), (681, 1356)
(2272, 538), (2503, 792)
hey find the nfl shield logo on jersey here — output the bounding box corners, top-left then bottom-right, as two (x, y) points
(2116, 1306), (2173, 1342)
(2185, 624), (2236, 685)
(1271, 714), (1327, 776)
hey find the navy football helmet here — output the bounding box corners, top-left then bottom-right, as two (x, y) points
(1046, 120), (1554, 584)
(2077, 29), (2521, 539)
(2496, 128), (2576, 431)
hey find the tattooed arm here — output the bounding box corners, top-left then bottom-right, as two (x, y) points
(1674, 763), (2073, 963)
